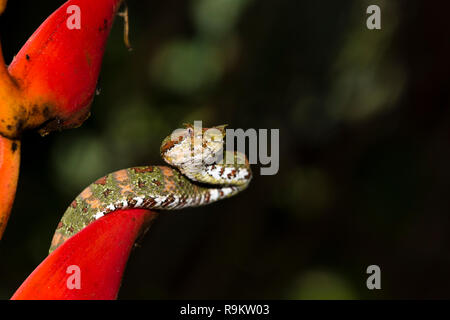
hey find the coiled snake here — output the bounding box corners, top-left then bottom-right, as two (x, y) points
(49, 124), (252, 253)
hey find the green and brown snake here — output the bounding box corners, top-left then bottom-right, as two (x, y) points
(49, 124), (252, 253)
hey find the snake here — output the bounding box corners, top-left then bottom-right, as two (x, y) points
(49, 124), (252, 253)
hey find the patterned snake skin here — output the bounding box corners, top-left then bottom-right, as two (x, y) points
(49, 124), (252, 253)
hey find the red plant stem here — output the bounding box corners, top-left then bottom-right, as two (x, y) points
(11, 209), (158, 300)
(0, 137), (20, 238)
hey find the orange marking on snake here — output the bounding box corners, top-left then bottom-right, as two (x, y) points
(80, 187), (93, 200)
(160, 166), (177, 192)
(161, 140), (176, 154)
(114, 169), (129, 183)
(85, 198), (103, 210)
(95, 176), (107, 185)
(133, 166), (154, 173)
(118, 183), (134, 196)
(50, 233), (63, 249)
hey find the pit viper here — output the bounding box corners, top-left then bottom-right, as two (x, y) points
(49, 124), (252, 253)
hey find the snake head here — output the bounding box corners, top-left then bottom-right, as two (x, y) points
(161, 124), (226, 171)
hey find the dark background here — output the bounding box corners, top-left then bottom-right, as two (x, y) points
(0, 0), (449, 299)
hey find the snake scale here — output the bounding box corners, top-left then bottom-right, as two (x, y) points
(49, 124), (252, 253)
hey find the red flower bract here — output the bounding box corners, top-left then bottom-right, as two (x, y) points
(5, 0), (124, 137)
(11, 209), (158, 300)
(0, 137), (20, 237)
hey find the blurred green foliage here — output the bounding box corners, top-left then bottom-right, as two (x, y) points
(0, 0), (449, 299)
(289, 270), (357, 300)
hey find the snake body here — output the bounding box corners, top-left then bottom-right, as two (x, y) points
(49, 124), (251, 253)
